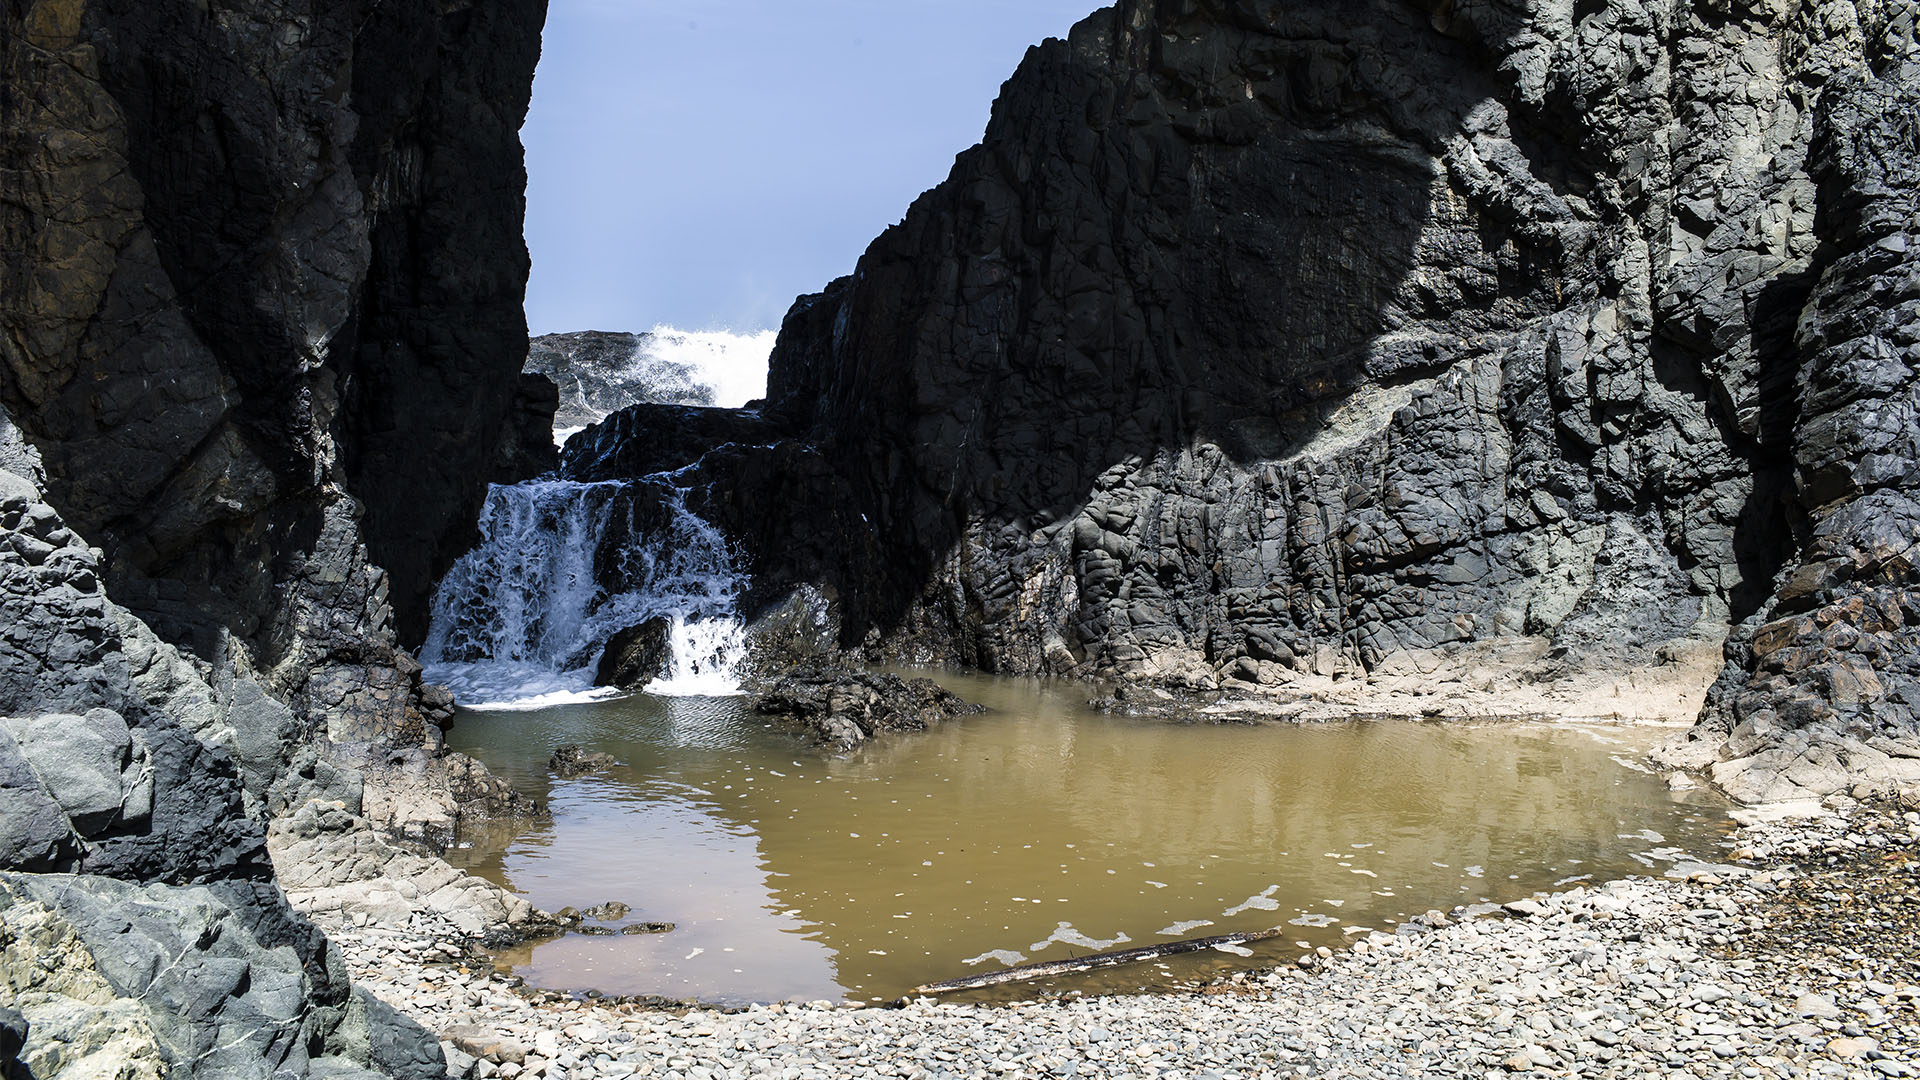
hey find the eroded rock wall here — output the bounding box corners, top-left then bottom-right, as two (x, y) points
(1674, 57), (1920, 803)
(0, 431), (452, 1075)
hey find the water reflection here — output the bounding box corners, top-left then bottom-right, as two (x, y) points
(444, 673), (1731, 1005)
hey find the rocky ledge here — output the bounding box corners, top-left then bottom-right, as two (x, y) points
(752, 667), (989, 751)
(326, 801), (1916, 1080)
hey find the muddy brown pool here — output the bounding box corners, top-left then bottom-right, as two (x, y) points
(443, 671), (1732, 1006)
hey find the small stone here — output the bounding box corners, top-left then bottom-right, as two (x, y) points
(1794, 994), (1841, 1020)
(1827, 1037), (1874, 1059)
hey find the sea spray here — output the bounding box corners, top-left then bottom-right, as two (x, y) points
(637, 325), (775, 409)
(422, 477), (747, 706)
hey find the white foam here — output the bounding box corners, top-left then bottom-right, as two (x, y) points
(645, 612), (748, 697)
(640, 326), (776, 409)
(1157, 920), (1216, 937)
(962, 950), (1027, 968)
(1028, 922), (1130, 953)
(427, 661), (621, 710)
(1223, 885), (1282, 916)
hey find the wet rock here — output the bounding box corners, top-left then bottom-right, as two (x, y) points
(594, 619), (671, 691)
(753, 666), (986, 750)
(581, 902), (630, 922)
(549, 745), (618, 779)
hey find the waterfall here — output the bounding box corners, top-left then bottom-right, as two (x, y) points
(421, 478), (747, 707)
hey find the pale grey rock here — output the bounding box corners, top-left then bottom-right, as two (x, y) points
(0, 710), (138, 834)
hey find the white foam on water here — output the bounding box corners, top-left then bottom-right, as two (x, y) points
(1223, 885), (1282, 916)
(1157, 920), (1216, 937)
(426, 661), (619, 711)
(962, 949), (1027, 968)
(639, 325), (776, 409)
(1028, 922), (1131, 953)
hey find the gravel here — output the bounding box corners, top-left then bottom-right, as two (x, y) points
(325, 802), (1920, 1080)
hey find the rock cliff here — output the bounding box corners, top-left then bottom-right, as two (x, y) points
(565, 0), (1920, 804)
(2, 0), (552, 1074)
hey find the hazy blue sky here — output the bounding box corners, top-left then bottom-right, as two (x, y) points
(523, 1), (1102, 336)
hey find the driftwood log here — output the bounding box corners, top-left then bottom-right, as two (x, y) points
(906, 927), (1287, 997)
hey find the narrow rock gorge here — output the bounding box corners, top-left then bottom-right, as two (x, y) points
(562, 0), (1920, 805)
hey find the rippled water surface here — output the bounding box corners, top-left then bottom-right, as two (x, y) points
(443, 672), (1732, 1005)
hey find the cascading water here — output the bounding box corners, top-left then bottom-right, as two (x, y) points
(421, 477), (747, 707)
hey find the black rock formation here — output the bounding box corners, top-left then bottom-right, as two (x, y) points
(549, 744), (619, 779)
(595, 618), (672, 690)
(754, 666), (987, 751)
(570, 0), (1920, 802)
(1, 0), (550, 664)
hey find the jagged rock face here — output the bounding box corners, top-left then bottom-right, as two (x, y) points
(571, 0), (1917, 795)
(0, 874), (446, 1079)
(529, 331), (719, 434)
(0, 0), (551, 662)
(1682, 60), (1920, 803)
(0, 416), (445, 1075)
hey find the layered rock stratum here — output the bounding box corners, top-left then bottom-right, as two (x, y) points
(563, 0), (1920, 805)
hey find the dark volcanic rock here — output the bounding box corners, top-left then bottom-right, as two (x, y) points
(548, 744), (618, 779)
(754, 667), (986, 751)
(1670, 59), (1920, 804)
(563, 402), (780, 481)
(571, 1), (1920, 801)
(595, 618), (672, 690)
(529, 330), (718, 434)
(0, 424), (446, 1076)
(0, 0), (547, 660)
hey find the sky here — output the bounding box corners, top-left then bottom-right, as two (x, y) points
(522, 0), (1103, 336)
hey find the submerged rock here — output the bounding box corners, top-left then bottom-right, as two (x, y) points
(754, 667), (986, 751)
(548, 745), (618, 779)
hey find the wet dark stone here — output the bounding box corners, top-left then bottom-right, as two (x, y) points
(594, 619), (672, 691)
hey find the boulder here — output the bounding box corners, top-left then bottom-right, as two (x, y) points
(0, 711), (139, 834)
(595, 618), (672, 690)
